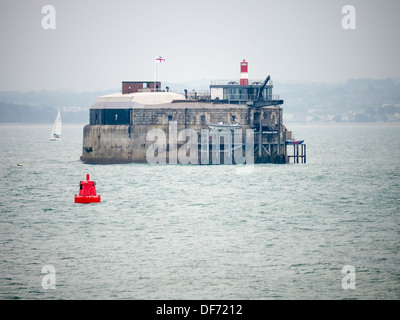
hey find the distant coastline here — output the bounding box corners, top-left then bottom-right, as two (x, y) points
(1, 78), (399, 124)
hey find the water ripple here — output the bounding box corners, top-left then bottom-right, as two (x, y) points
(0, 124), (399, 299)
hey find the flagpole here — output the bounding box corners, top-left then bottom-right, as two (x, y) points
(154, 56), (165, 92)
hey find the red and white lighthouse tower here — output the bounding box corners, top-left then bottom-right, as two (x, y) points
(240, 59), (249, 85)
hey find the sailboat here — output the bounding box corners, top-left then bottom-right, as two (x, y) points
(50, 109), (62, 141)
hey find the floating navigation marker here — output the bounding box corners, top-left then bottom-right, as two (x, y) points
(74, 174), (101, 203)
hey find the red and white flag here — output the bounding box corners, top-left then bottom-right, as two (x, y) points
(155, 56), (166, 63)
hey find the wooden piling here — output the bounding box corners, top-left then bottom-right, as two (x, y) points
(288, 143), (306, 164)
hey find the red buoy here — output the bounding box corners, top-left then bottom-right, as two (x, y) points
(74, 174), (101, 203)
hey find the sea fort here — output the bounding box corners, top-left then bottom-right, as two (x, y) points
(80, 60), (305, 164)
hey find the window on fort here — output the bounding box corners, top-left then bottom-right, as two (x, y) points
(168, 115), (173, 121)
(200, 115), (205, 124)
(266, 88), (272, 99)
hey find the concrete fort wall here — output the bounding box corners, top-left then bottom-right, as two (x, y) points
(131, 105), (250, 127)
(81, 105), (287, 164)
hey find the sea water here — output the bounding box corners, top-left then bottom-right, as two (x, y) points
(0, 123), (399, 300)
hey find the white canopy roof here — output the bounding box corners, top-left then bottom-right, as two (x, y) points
(96, 91), (186, 105)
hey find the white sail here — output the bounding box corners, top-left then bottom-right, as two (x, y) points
(50, 109), (62, 141)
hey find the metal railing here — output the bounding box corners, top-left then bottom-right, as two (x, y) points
(164, 90), (280, 102)
(165, 91), (280, 102)
(210, 79), (274, 86)
(225, 94), (280, 101)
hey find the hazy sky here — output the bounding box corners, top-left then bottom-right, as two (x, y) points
(0, 0), (399, 91)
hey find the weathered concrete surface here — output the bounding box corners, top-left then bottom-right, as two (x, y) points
(81, 103), (289, 164)
(81, 125), (141, 164)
